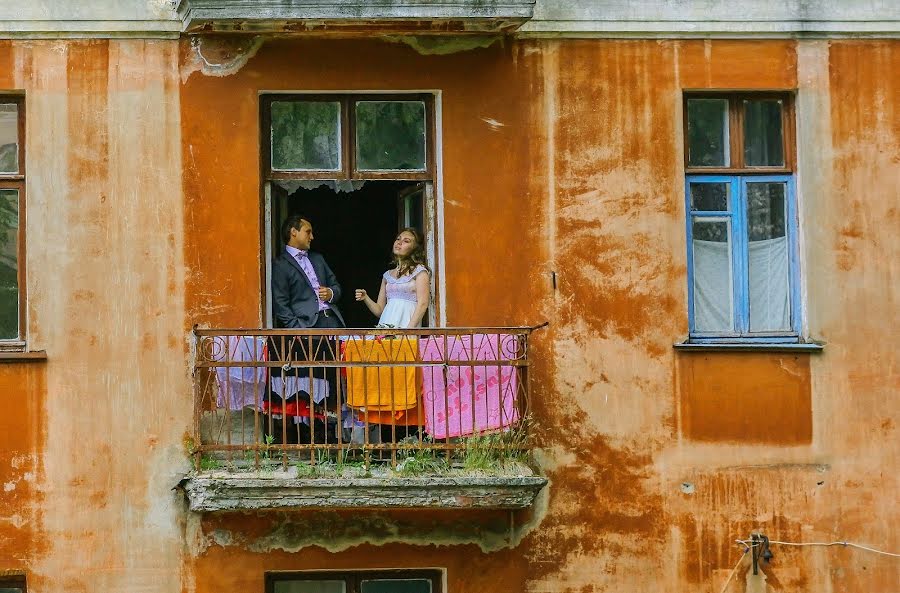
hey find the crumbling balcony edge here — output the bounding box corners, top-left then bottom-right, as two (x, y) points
(178, 473), (548, 512)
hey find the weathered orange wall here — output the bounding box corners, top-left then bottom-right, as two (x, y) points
(0, 33), (893, 593)
(0, 42), (44, 581)
(179, 37), (900, 593)
(0, 39), (190, 593)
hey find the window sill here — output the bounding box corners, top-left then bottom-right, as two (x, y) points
(674, 341), (824, 353)
(0, 350), (48, 363)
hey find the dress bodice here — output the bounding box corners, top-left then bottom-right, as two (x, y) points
(377, 265), (429, 328)
(383, 265), (427, 303)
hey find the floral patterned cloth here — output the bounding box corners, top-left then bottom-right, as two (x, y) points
(420, 334), (520, 439)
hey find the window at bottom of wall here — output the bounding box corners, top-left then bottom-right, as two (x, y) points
(0, 575), (26, 593)
(266, 571), (441, 593)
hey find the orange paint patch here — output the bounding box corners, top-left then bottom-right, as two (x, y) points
(677, 40), (798, 90)
(678, 352), (812, 444)
(0, 364), (47, 567)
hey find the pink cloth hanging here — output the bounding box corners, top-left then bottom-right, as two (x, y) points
(420, 334), (520, 439)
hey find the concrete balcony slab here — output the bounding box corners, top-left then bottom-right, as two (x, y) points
(179, 471), (548, 511)
(176, 0), (536, 34)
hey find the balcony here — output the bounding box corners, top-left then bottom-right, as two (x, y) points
(180, 326), (547, 512)
(176, 0), (537, 34)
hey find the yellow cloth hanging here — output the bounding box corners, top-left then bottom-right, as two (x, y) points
(344, 337), (419, 412)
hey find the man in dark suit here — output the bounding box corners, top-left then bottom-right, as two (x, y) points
(272, 214), (344, 329)
(270, 215), (344, 444)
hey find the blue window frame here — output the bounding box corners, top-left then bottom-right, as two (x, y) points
(685, 174), (800, 342)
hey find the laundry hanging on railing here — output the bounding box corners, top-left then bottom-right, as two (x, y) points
(344, 336), (419, 414)
(212, 335), (268, 411)
(420, 334), (520, 439)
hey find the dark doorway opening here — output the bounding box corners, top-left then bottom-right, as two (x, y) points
(270, 180), (425, 328)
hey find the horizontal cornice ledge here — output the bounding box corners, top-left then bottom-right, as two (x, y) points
(176, 0), (537, 33)
(518, 19), (900, 38)
(0, 20), (181, 39)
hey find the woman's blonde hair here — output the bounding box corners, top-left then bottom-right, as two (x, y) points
(394, 227), (430, 277)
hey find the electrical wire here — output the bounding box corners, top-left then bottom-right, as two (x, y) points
(769, 540), (900, 558)
(718, 537), (898, 592)
(735, 538), (900, 558)
(718, 549), (748, 593)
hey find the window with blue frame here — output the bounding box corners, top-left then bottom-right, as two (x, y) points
(683, 94), (800, 342)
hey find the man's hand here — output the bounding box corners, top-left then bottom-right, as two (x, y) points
(317, 286), (333, 302)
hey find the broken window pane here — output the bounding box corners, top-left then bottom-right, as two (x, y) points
(691, 218), (733, 333)
(271, 101), (341, 171)
(744, 99), (784, 167)
(746, 182), (790, 331)
(274, 580), (345, 593)
(360, 579), (431, 593)
(0, 189), (18, 340)
(355, 101), (426, 171)
(0, 103), (18, 173)
(687, 98), (729, 167)
(690, 182), (729, 211)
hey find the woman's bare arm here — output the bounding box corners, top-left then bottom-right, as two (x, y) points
(407, 272), (431, 328)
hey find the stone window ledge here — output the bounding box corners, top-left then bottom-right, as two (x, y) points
(178, 472), (548, 512)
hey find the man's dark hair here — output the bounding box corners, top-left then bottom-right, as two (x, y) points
(281, 214), (310, 244)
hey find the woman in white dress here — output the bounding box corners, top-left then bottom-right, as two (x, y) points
(354, 227), (431, 328)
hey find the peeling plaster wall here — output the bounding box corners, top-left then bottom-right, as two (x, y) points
(0, 39), (189, 592)
(180, 37), (899, 593)
(0, 32), (893, 593)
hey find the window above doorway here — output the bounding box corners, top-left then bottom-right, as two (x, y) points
(262, 94), (434, 181)
(684, 93), (795, 174)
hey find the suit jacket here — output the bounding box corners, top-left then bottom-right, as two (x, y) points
(272, 249), (345, 328)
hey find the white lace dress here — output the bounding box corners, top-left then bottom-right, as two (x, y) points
(377, 264), (429, 328)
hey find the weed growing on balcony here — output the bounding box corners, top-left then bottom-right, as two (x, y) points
(395, 436), (450, 476)
(396, 448), (450, 476)
(260, 434), (278, 474)
(200, 456), (222, 471)
(459, 428), (528, 473)
(295, 449), (370, 478)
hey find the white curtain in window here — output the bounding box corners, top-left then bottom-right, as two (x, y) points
(693, 236), (789, 332)
(748, 236), (790, 331)
(693, 239), (732, 332)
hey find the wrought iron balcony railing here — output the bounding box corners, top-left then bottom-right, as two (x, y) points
(191, 326), (544, 476)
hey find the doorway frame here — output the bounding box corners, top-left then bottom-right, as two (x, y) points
(259, 90), (445, 328)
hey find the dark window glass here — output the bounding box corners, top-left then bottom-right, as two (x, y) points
(0, 188), (19, 339)
(271, 101), (341, 171)
(744, 99), (784, 167)
(0, 103), (18, 173)
(273, 581), (345, 593)
(690, 182), (730, 211)
(687, 98), (729, 167)
(355, 101), (426, 171)
(360, 579), (432, 593)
